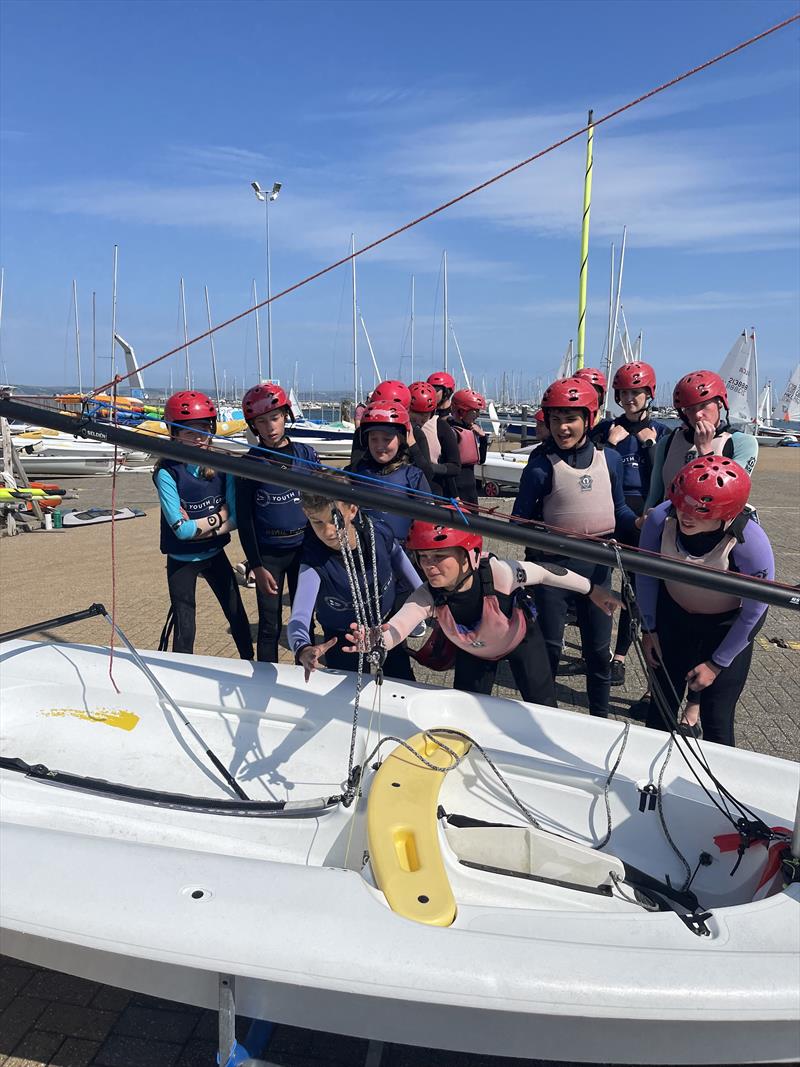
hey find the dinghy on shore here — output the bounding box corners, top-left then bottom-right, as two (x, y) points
(1, 632), (798, 1065)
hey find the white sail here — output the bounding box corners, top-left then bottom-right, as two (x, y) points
(719, 330), (757, 430)
(756, 382), (772, 428)
(774, 363), (800, 423)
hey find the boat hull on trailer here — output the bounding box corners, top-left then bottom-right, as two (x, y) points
(1, 640), (798, 1064)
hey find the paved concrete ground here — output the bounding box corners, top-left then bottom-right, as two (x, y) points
(0, 447), (798, 1066)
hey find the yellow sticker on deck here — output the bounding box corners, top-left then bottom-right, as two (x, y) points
(44, 708), (140, 731)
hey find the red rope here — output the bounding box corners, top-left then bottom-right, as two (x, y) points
(91, 12), (800, 398)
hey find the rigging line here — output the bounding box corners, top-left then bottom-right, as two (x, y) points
(90, 11), (800, 398)
(107, 383), (120, 694)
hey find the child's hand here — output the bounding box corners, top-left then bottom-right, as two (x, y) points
(589, 586), (622, 616)
(343, 622), (388, 653)
(253, 566), (279, 596)
(686, 660), (720, 692)
(298, 637), (338, 681)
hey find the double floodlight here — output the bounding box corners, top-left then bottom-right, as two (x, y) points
(251, 181), (282, 202)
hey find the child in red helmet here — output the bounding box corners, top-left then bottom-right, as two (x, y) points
(348, 401), (431, 544)
(512, 376), (638, 718)
(343, 520), (619, 704)
(449, 388), (488, 507)
(153, 391), (253, 659)
(235, 383), (320, 662)
(592, 362), (669, 686)
(427, 371), (456, 414)
(644, 369), (759, 510)
(637, 456), (774, 746)
(407, 380), (460, 499)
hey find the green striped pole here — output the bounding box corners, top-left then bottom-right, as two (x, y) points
(576, 109), (594, 371)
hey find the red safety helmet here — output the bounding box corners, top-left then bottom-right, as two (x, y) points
(451, 388), (485, 417)
(408, 381), (438, 413)
(534, 408), (545, 423)
(164, 391), (217, 428)
(427, 371), (456, 392)
(406, 520), (483, 556)
(673, 370), (729, 415)
(574, 367), (607, 394)
(541, 376), (600, 428)
(668, 455), (751, 522)
(371, 379), (412, 410)
(359, 402), (411, 433)
(242, 383), (292, 423)
(612, 361), (657, 400)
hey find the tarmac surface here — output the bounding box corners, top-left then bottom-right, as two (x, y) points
(0, 445), (798, 1067)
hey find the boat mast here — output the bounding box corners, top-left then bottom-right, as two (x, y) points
(110, 244), (119, 381)
(252, 280), (263, 382)
(359, 312), (382, 386)
(204, 286), (221, 410)
(0, 267), (7, 387)
(410, 274), (415, 382)
(751, 327), (759, 434)
(180, 278), (191, 390)
(443, 250), (448, 373)
(606, 226), (626, 415)
(351, 233), (358, 412)
(605, 243), (615, 374)
(576, 109), (594, 371)
(72, 279), (82, 394)
(91, 291), (97, 391)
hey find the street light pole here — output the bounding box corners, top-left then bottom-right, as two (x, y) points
(251, 181), (281, 382)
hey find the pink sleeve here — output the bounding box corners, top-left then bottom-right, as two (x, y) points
(491, 558), (592, 596)
(383, 586), (435, 650)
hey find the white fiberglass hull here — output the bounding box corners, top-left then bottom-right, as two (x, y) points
(1, 640), (798, 1063)
(477, 451), (529, 494)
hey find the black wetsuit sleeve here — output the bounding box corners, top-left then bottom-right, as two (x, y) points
(408, 439), (435, 486)
(477, 433), (489, 464)
(437, 419), (462, 481)
(235, 476), (261, 567)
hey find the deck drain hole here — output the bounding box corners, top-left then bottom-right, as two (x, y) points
(181, 886), (214, 902)
(417, 895), (430, 904)
(391, 782), (401, 788)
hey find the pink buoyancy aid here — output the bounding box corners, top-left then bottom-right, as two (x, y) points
(420, 417), (442, 464)
(452, 423), (480, 466)
(661, 429), (733, 496)
(542, 449), (615, 536)
(660, 513), (742, 614)
(433, 558), (529, 661)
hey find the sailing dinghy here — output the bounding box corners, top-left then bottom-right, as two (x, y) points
(1, 619), (798, 1064)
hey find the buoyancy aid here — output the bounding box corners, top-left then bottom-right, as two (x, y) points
(155, 460), (230, 556)
(420, 417), (442, 464)
(246, 442), (317, 549)
(660, 510), (748, 614)
(412, 558), (531, 667)
(542, 448), (616, 536)
(302, 515), (397, 634)
(661, 427), (734, 495)
(452, 422), (480, 466)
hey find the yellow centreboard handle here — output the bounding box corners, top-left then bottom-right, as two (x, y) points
(367, 731), (471, 927)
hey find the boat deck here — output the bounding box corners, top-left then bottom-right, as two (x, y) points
(0, 447), (798, 1067)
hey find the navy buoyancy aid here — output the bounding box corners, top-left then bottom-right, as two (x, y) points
(355, 460), (429, 542)
(155, 460), (230, 556)
(246, 442), (318, 549)
(301, 515), (398, 634)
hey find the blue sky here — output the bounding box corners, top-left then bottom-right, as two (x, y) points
(1, 0), (798, 400)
